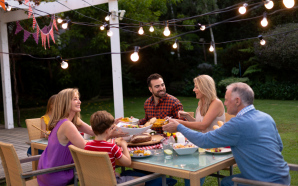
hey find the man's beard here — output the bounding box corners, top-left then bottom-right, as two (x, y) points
(153, 89), (166, 98)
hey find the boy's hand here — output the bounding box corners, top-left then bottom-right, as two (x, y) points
(116, 138), (128, 147)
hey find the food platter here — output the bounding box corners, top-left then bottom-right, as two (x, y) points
(115, 134), (164, 146)
(205, 147), (232, 154)
(117, 122), (152, 135)
(130, 150), (153, 158)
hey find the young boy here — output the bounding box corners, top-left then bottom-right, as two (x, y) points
(84, 110), (140, 184)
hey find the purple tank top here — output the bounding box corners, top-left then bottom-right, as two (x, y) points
(37, 119), (74, 186)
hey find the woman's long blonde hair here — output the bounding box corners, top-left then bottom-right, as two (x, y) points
(194, 75), (217, 116)
(48, 88), (81, 131)
(45, 94), (57, 115)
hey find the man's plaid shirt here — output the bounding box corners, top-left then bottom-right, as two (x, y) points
(139, 93), (184, 133)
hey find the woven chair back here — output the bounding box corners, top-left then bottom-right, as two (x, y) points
(0, 142), (26, 186)
(26, 118), (42, 141)
(69, 145), (117, 186)
(225, 113), (235, 122)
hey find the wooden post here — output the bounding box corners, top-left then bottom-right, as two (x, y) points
(0, 17), (14, 129)
(109, 0), (124, 118)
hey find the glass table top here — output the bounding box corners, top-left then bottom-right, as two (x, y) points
(132, 149), (233, 172)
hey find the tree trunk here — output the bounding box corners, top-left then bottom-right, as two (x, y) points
(10, 51), (21, 127)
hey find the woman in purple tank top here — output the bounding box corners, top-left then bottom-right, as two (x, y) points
(37, 88), (127, 186)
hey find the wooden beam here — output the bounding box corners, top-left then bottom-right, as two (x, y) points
(2, 0), (109, 23)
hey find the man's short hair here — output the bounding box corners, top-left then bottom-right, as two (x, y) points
(90, 110), (115, 135)
(227, 82), (254, 106)
(147, 73), (163, 87)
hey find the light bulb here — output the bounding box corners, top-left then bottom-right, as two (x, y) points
(138, 27), (144, 35)
(130, 52), (139, 62)
(149, 25), (154, 32)
(209, 45), (214, 52)
(261, 17), (268, 27)
(105, 15), (110, 21)
(260, 39), (266, 45)
(163, 26), (171, 36)
(57, 18), (63, 24)
(61, 61), (68, 69)
(239, 3), (248, 14)
(107, 30), (113, 37)
(6, 5), (11, 11)
(283, 0), (295, 8)
(100, 25), (105, 30)
(264, 0), (274, 9)
(200, 25), (206, 31)
(62, 23), (68, 29)
(173, 42), (177, 49)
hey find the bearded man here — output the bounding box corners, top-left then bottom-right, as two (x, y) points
(138, 73), (184, 133)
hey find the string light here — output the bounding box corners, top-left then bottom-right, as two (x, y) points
(283, 0), (295, 8)
(56, 56), (69, 69)
(130, 46), (140, 62)
(105, 12), (111, 21)
(149, 23), (154, 32)
(172, 39), (178, 49)
(258, 35), (266, 45)
(107, 26), (113, 37)
(239, 3), (248, 14)
(261, 13), (268, 27)
(100, 25), (105, 30)
(163, 22), (171, 37)
(57, 17), (63, 24)
(138, 23), (144, 35)
(62, 20), (71, 29)
(5, 3), (12, 11)
(209, 42), (214, 52)
(198, 23), (206, 31)
(264, 0), (274, 9)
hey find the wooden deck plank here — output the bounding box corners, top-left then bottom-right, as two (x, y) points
(0, 127), (32, 182)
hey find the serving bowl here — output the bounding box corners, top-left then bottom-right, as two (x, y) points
(117, 122), (152, 135)
(173, 143), (198, 155)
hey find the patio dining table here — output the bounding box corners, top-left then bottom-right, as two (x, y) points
(30, 138), (235, 186)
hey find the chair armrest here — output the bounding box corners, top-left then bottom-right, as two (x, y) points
(19, 155), (41, 163)
(232, 177), (287, 186)
(289, 163), (298, 171)
(117, 173), (163, 186)
(21, 163), (75, 179)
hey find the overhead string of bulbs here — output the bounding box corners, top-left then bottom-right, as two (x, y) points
(2, 0), (296, 66)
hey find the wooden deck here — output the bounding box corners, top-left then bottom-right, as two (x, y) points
(0, 126), (32, 183)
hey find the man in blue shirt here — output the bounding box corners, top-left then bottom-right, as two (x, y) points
(163, 82), (290, 186)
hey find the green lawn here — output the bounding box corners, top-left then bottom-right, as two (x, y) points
(0, 97), (297, 185)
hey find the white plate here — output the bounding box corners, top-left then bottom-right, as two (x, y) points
(205, 147), (232, 154)
(117, 122), (152, 135)
(130, 150), (153, 158)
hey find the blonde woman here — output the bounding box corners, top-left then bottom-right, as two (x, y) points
(177, 75), (225, 132)
(40, 94), (56, 138)
(37, 88), (126, 186)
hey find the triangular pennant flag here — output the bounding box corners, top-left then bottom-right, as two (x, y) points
(15, 21), (23, 35)
(25, 0), (29, 4)
(32, 15), (36, 29)
(41, 26), (48, 34)
(28, 3), (32, 18)
(0, 0), (6, 11)
(47, 34), (50, 48)
(23, 30), (31, 42)
(32, 31), (39, 44)
(50, 28), (55, 43)
(53, 17), (58, 31)
(36, 26), (40, 39)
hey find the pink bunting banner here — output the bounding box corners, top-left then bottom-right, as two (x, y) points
(25, 0), (29, 4)
(15, 21), (23, 34)
(28, 3), (32, 18)
(23, 30), (31, 42)
(15, 14), (57, 49)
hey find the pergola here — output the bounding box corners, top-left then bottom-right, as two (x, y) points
(0, 0), (124, 129)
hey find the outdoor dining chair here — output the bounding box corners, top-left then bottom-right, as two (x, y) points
(26, 118), (43, 141)
(0, 141), (75, 186)
(68, 145), (165, 186)
(232, 163), (298, 186)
